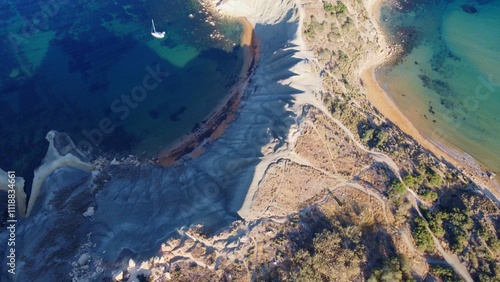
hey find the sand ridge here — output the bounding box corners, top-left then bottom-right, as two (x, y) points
(7, 1), (499, 280)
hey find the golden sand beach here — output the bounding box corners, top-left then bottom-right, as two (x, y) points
(156, 17), (258, 165)
(360, 0), (500, 198)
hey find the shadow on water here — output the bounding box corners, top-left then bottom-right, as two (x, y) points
(0, 0), (244, 197)
(0, 28), (181, 198)
(0, 8), (305, 282)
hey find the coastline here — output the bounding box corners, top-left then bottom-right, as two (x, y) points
(155, 17), (258, 166)
(11, 1), (500, 280)
(153, 0), (500, 198)
(360, 0), (500, 199)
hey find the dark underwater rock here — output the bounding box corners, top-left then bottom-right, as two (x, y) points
(461, 4), (478, 13)
(161, 37), (178, 48)
(148, 109), (160, 119)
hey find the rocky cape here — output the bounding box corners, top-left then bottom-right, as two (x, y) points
(0, 0), (319, 280)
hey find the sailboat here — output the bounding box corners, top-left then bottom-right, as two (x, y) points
(151, 19), (165, 39)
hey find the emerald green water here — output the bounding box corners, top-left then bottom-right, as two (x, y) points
(378, 0), (500, 174)
(0, 0), (244, 186)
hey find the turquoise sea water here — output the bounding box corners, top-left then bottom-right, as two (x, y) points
(377, 0), (500, 174)
(0, 0), (244, 184)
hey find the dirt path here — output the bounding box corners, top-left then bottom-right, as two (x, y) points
(432, 235), (474, 282)
(397, 168), (474, 282)
(298, 103), (474, 281)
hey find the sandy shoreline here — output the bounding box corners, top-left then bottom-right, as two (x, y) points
(360, 0), (500, 199)
(155, 0), (500, 200)
(156, 17), (258, 166)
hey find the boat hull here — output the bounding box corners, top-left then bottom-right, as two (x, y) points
(151, 32), (165, 39)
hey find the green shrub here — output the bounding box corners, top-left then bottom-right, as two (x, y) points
(448, 208), (473, 231)
(388, 179), (407, 197)
(324, 2), (335, 12)
(368, 256), (416, 282)
(427, 171), (443, 187)
(291, 230), (363, 281)
(304, 16), (324, 38)
(426, 213), (445, 237)
(488, 237), (500, 252)
(420, 189), (438, 202)
(324, 1), (348, 14)
(430, 265), (460, 282)
(402, 174), (424, 189)
(361, 128), (375, 143)
(375, 130), (389, 148)
(412, 216), (434, 252)
(367, 258), (403, 282)
(338, 50), (349, 61)
(448, 226), (467, 253)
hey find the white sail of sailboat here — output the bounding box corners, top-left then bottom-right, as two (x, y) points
(151, 19), (165, 39)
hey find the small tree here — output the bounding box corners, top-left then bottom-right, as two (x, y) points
(324, 1), (348, 14)
(412, 216), (434, 252)
(403, 174), (424, 189)
(427, 171), (443, 187)
(388, 179), (406, 197)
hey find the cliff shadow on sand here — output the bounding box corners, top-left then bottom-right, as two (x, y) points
(0, 5), (309, 281)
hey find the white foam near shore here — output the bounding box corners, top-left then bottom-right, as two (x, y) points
(26, 130), (93, 217)
(214, 0), (322, 218)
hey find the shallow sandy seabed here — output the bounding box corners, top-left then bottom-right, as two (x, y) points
(0, 0), (324, 280)
(1, 0), (498, 281)
(359, 0), (500, 200)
